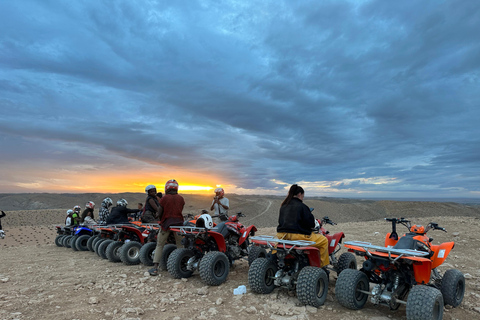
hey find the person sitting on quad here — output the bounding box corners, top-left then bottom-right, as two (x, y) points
(149, 179), (185, 276)
(105, 199), (138, 225)
(82, 210), (97, 225)
(65, 209), (74, 226)
(72, 206), (82, 226)
(277, 184), (329, 268)
(97, 197), (113, 225)
(142, 185), (160, 223)
(130, 202), (143, 221)
(210, 187), (229, 224)
(81, 201), (95, 223)
(0, 210), (6, 237)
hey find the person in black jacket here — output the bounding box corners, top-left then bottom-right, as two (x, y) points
(0, 210), (6, 236)
(106, 199), (138, 225)
(276, 184), (329, 267)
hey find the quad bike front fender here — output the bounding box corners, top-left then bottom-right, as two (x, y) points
(325, 232), (345, 255)
(119, 226), (144, 243)
(208, 231), (227, 252)
(430, 242), (455, 269)
(239, 225), (257, 246)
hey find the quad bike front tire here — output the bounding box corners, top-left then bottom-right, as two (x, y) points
(441, 269), (465, 307)
(247, 245), (267, 266)
(55, 235), (65, 247)
(167, 248), (195, 279)
(63, 235), (73, 248)
(199, 251), (230, 286)
(106, 241), (124, 263)
(120, 241), (142, 265)
(296, 266), (328, 307)
(139, 242), (156, 266)
(87, 236), (97, 252)
(75, 235), (90, 251)
(335, 268), (369, 310)
(98, 240), (114, 259)
(336, 252), (357, 275)
(248, 257), (278, 294)
(160, 244), (178, 271)
(406, 285), (444, 320)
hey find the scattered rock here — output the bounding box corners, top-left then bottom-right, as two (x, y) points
(88, 297), (98, 304)
(197, 286), (209, 295)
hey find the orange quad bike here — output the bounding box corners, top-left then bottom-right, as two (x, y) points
(335, 217), (465, 320)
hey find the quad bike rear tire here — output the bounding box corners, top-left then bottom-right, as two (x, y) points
(75, 235), (90, 251)
(139, 242), (156, 266)
(248, 257), (278, 294)
(106, 241), (124, 263)
(160, 244), (177, 271)
(70, 236), (79, 251)
(93, 238), (105, 255)
(87, 236), (97, 252)
(120, 241), (142, 265)
(296, 266), (328, 307)
(63, 235), (73, 248)
(336, 252), (357, 275)
(441, 269), (465, 307)
(199, 251), (230, 286)
(167, 248), (195, 279)
(55, 235), (65, 247)
(406, 285), (444, 320)
(98, 240), (114, 259)
(335, 269), (369, 310)
(247, 246), (267, 266)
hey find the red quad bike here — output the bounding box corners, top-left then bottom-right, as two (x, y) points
(248, 236), (329, 307)
(335, 218), (465, 320)
(314, 216), (357, 275)
(167, 212), (262, 286)
(247, 215), (357, 308)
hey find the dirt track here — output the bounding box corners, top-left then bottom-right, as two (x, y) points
(1, 196), (480, 320)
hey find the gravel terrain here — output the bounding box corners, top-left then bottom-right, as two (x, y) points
(1, 194), (479, 320)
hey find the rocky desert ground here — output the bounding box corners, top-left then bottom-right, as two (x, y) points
(1, 193), (480, 320)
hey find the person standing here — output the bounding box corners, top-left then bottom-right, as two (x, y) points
(142, 185), (159, 223)
(97, 197), (113, 225)
(210, 187), (229, 224)
(276, 184), (329, 268)
(149, 179), (184, 276)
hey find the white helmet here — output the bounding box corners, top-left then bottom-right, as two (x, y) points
(117, 199), (128, 207)
(314, 219), (320, 232)
(66, 209), (74, 216)
(145, 184), (156, 193)
(196, 214), (214, 229)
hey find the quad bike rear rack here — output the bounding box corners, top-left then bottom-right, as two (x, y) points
(345, 240), (429, 262)
(251, 235), (315, 254)
(170, 226), (207, 234)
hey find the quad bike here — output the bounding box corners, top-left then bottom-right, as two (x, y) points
(54, 225), (67, 246)
(70, 226), (96, 251)
(247, 214), (356, 308)
(314, 216), (357, 275)
(248, 236), (329, 307)
(167, 212), (262, 286)
(335, 217), (465, 320)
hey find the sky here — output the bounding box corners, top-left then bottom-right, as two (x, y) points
(0, 0), (479, 198)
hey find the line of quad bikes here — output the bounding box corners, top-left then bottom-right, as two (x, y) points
(54, 211), (465, 320)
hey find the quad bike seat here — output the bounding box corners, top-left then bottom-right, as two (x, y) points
(211, 222), (230, 238)
(393, 234), (430, 254)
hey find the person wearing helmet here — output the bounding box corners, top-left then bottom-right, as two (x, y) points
(97, 197), (113, 225)
(149, 179), (185, 276)
(277, 184), (329, 268)
(81, 201), (95, 223)
(105, 199), (138, 225)
(65, 209), (74, 226)
(142, 185), (160, 223)
(72, 206), (82, 225)
(0, 210), (6, 237)
(82, 210), (97, 226)
(210, 187), (229, 224)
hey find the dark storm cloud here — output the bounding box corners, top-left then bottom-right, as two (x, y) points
(0, 0), (479, 197)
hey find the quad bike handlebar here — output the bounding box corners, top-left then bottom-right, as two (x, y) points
(321, 216), (336, 226)
(385, 218), (446, 240)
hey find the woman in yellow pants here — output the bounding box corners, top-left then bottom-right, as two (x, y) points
(276, 184), (329, 267)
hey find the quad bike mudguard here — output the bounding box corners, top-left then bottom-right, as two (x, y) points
(430, 241), (455, 269)
(170, 227), (228, 252)
(238, 225), (257, 246)
(325, 232), (345, 255)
